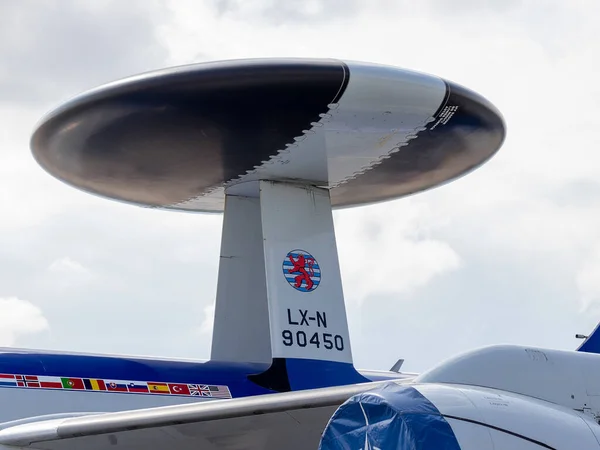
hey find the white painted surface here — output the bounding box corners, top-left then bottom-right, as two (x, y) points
(485, 429), (553, 449)
(444, 417), (494, 449)
(417, 344), (600, 419)
(211, 181), (353, 364)
(259, 181), (352, 364)
(323, 61), (446, 188)
(418, 383), (600, 449)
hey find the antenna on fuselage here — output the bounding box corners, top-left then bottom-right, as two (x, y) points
(390, 359), (405, 372)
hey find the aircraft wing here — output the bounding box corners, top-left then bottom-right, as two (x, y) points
(0, 380), (398, 450)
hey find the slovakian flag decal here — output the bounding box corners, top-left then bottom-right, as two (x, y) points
(106, 381), (128, 392)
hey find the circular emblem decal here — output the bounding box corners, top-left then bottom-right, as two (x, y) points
(282, 249), (320, 292)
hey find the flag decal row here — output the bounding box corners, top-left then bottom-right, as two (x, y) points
(0, 373), (232, 398)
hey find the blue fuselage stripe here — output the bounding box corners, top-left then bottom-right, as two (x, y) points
(0, 352), (399, 398)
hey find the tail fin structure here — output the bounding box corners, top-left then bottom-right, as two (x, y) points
(210, 181), (368, 391)
(577, 322), (600, 353)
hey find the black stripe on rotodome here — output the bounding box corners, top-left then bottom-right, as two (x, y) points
(31, 59), (351, 208)
(331, 80), (506, 207)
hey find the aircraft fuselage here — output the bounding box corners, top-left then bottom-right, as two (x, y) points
(0, 348), (411, 424)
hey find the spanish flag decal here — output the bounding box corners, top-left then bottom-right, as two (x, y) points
(148, 382), (169, 394)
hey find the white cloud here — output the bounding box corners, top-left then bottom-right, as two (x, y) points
(48, 257), (90, 276)
(199, 304), (216, 335)
(0, 0), (171, 104)
(336, 201), (462, 305)
(1, 0), (600, 371)
(0, 297), (49, 346)
(44, 257), (94, 291)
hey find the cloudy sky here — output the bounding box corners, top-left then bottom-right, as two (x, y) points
(1, 0), (600, 374)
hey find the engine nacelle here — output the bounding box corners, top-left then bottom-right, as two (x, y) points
(319, 382), (600, 449)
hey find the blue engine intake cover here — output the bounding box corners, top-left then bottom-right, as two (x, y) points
(319, 383), (461, 450)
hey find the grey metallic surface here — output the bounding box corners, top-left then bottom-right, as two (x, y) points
(30, 58), (505, 212)
(31, 58), (349, 210)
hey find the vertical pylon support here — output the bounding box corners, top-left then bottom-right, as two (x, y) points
(211, 180), (354, 371)
(211, 193), (272, 364)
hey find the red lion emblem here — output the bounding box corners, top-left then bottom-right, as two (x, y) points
(287, 253), (315, 291)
